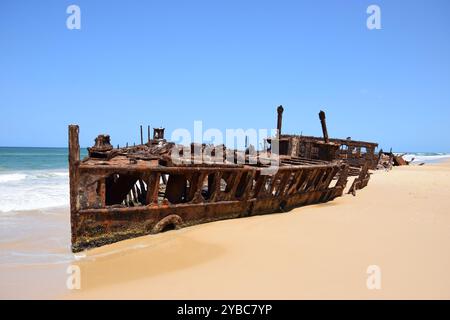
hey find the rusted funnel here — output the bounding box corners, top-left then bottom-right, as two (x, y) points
(277, 105), (284, 137)
(318, 110), (329, 143)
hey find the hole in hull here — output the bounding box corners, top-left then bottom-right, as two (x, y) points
(160, 223), (176, 233)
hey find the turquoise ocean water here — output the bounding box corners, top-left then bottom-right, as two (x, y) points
(0, 147), (72, 172)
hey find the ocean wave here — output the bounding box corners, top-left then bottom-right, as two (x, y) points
(0, 171), (69, 184)
(402, 153), (450, 164)
(0, 169), (69, 213)
(0, 173), (27, 183)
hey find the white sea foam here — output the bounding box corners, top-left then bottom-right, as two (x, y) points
(0, 169), (69, 213)
(402, 153), (450, 164)
(0, 173), (27, 183)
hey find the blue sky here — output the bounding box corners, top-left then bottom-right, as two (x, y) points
(1, 0), (449, 152)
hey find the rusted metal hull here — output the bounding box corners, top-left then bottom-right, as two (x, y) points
(72, 179), (346, 252)
(69, 125), (349, 252)
(377, 151), (411, 170)
(348, 164), (370, 195)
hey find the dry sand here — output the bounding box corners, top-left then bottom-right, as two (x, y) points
(65, 161), (450, 300)
(2, 161), (450, 299)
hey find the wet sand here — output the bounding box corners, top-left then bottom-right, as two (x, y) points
(0, 208), (71, 299)
(1, 161), (450, 299)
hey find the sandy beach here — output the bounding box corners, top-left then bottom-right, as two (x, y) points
(1, 160), (450, 299)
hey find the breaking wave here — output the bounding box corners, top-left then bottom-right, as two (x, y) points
(0, 173), (27, 183)
(0, 170), (69, 213)
(402, 152), (450, 164)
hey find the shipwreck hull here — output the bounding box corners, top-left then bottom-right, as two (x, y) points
(72, 184), (345, 252)
(69, 125), (348, 252)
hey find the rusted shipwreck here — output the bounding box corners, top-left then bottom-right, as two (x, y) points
(377, 150), (411, 170)
(68, 107), (377, 252)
